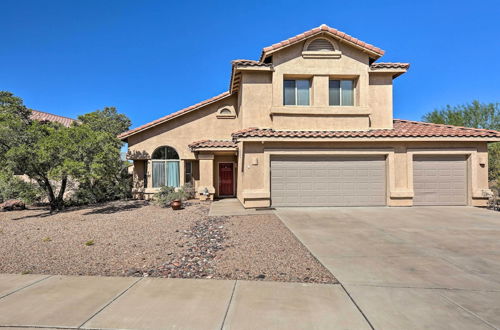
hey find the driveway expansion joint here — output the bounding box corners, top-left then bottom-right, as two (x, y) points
(439, 292), (499, 329)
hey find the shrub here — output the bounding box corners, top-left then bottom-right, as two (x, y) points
(70, 163), (132, 205)
(154, 183), (196, 207)
(0, 172), (43, 204)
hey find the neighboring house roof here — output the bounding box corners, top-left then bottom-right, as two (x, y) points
(30, 110), (75, 127)
(259, 24), (385, 61)
(232, 120), (500, 140)
(118, 91), (231, 140)
(188, 140), (238, 150)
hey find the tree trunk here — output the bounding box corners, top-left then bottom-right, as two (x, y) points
(54, 176), (67, 210)
(40, 177), (58, 211)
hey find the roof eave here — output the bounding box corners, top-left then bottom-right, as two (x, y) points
(259, 29), (384, 62)
(233, 136), (500, 142)
(369, 68), (408, 79)
(118, 92), (232, 140)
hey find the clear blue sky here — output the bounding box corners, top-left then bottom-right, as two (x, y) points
(1, 0), (499, 129)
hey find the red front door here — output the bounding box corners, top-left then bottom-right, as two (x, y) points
(219, 163), (234, 196)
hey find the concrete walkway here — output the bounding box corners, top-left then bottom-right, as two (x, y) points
(276, 206), (500, 330)
(0, 274), (370, 329)
(209, 198), (275, 216)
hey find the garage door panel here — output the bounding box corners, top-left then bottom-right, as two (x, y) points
(271, 156), (386, 207)
(413, 156), (467, 206)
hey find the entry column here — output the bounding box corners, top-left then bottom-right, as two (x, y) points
(197, 153), (215, 200)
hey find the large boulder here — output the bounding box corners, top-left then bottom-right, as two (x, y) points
(0, 200), (26, 211)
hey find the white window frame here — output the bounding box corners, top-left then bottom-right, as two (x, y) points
(329, 79), (355, 106)
(283, 79), (310, 106)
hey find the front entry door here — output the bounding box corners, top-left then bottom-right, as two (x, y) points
(219, 163), (234, 196)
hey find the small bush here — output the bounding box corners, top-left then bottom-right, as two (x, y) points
(85, 240), (95, 246)
(0, 172), (44, 204)
(42, 237), (52, 242)
(154, 183), (195, 207)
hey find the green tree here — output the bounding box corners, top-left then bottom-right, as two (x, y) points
(0, 91), (131, 211)
(422, 100), (500, 182)
(77, 106), (131, 137)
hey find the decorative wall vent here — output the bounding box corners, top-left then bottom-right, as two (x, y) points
(307, 38), (335, 51)
(216, 106), (236, 119)
(302, 37), (341, 59)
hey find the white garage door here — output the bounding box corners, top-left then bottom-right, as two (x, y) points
(413, 155), (467, 206)
(271, 156), (386, 207)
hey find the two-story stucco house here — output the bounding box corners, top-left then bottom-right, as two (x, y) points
(119, 24), (500, 208)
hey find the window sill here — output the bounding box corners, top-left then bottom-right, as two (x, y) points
(216, 114), (236, 119)
(271, 106), (371, 116)
(302, 50), (342, 59)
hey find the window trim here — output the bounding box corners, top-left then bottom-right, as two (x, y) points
(329, 79), (355, 106)
(185, 160), (192, 184)
(151, 146), (180, 188)
(283, 79), (311, 106)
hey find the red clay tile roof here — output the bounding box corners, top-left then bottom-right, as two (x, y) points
(118, 92), (231, 140)
(189, 140), (237, 150)
(230, 60), (273, 93)
(370, 62), (410, 70)
(260, 24), (384, 61)
(30, 110), (75, 127)
(232, 120), (500, 140)
(232, 59), (272, 67)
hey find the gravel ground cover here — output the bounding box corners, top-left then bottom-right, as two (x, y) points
(0, 200), (336, 284)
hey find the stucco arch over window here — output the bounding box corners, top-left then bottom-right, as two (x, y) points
(302, 36), (341, 59)
(152, 146), (180, 188)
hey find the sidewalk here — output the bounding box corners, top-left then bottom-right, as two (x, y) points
(0, 273), (370, 329)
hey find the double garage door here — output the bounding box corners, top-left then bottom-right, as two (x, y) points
(271, 156), (387, 207)
(270, 155), (467, 207)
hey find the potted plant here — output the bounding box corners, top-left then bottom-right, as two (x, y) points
(171, 199), (182, 210)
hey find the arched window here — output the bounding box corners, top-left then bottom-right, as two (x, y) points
(152, 146), (180, 188)
(219, 108), (231, 115)
(307, 38), (335, 51)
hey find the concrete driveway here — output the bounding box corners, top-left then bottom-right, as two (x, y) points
(276, 206), (500, 330)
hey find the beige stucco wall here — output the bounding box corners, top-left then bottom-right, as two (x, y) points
(127, 95), (241, 193)
(238, 140), (491, 208)
(124, 33), (492, 208)
(127, 94), (240, 159)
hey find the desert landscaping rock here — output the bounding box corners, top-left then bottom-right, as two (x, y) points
(0, 200), (336, 284)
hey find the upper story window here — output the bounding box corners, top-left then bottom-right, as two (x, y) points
(329, 80), (354, 106)
(284, 79), (310, 106)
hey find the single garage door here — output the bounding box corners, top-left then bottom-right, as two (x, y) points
(271, 156), (386, 207)
(413, 155), (467, 206)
